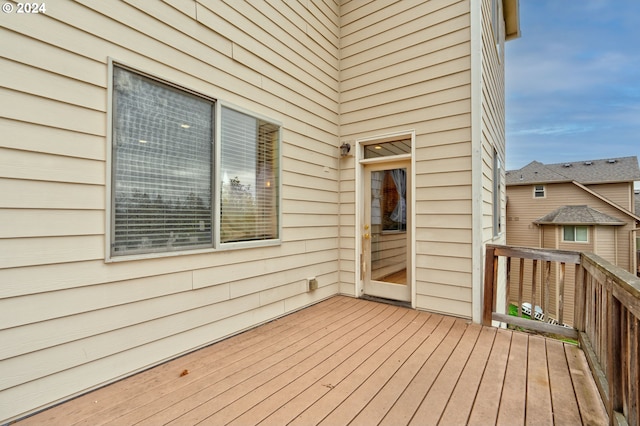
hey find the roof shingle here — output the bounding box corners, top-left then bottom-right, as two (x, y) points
(534, 205), (626, 225)
(506, 156), (640, 186)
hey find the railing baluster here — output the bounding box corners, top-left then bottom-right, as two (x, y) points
(622, 308), (629, 422)
(482, 246), (496, 326)
(558, 262), (565, 325)
(531, 259), (538, 320)
(505, 257), (511, 316)
(608, 295), (623, 423)
(518, 258), (524, 317)
(544, 260), (551, 323)
(628, 310), (639, 425)
(574, 263), (585, 331)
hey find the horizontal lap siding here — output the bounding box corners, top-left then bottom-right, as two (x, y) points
(479, 0), (507, 318)
(339, 0), (473, 317)
(0, 0), (341, 422)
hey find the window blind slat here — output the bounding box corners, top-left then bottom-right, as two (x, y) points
(220, 107), (279, 243)
(112, 67), (213, 255)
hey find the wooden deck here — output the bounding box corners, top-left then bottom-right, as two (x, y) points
(18, 296), (607, 425)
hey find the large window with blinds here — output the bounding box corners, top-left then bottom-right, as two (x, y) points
(110, 65), (280, 257)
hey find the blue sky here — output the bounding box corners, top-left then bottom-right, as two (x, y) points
(505, 0), (640, 183)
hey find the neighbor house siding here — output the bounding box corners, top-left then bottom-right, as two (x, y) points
(0, 1), (341, 422)
(586, 182), (635, 209)
(507, 182), (634, 272)
(506, 182), (636, 325)
(595, 225), (617, 264)
(338, 0), (474, 317)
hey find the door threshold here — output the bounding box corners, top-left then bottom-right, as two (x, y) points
(361, 295), (411, 309)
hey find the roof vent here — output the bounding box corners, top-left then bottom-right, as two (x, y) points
(584, 161), (592, 165)
(563, 163), (572, 167)
(607, 159), (617, 164)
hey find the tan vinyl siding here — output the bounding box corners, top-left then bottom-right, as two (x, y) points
(339, 0), (473, 317)
(0, 0), (341, 422)
(594, 226), (617, 264)
(478, 0), (507, 320)
(480, 0), (506, 245)
(0, 0), (516, 421)
(586, 182), (635, 209)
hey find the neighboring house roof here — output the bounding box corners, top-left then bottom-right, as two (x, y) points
(534, 205), (626, 226)
(506, 156), (640, 186)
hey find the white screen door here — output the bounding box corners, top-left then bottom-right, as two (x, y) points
(363, 160), (411, 302)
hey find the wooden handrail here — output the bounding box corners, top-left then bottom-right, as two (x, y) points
(483, 244), (640, 425)
(482, 244), (580, 338)
(579, 253), (640, 426)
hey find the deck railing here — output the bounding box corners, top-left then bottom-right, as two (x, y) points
(483, 244), (640, 426)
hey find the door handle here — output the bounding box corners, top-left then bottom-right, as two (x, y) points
(363, 233), (370, 239)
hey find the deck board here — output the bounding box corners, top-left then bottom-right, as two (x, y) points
(546, 338), (582, 424)
(526, 336), (554, 425)
(467, 328), (512, 425)
(496, 330), (528, 425)
(18, 296), (608, 425)
(565, 343), (608, 425)
(410, 323), (483, 425)
(230, 308), (423, 425)
(439, 325), (497, 424)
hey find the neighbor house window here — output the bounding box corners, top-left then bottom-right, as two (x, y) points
(534, 185), (545, 198)
(563, 225), (588, 242)
(110, 65), (280, 257)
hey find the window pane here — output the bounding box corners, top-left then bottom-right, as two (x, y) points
(112, 67), (213, 255)
(220, 107), (279, 243)
(576, 226), (588, 242)
(380, 169), (406, 232)
(493, 152), (501, 236)
(364, 139), (411, 158)
(564, 226), (575, 241)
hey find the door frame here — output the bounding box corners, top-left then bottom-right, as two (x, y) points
(355, 130), (416, 308)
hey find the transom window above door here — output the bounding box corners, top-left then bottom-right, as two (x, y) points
(364, 139), (411, 158)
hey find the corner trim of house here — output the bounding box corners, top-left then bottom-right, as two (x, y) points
(470, 0), (484, 324)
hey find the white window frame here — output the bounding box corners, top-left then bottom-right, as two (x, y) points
(533, 185), (545, 198)
(106, 60), (282, 262)
(562, 225), (589, 243)
(216, 101), (282, 251)
(492, 149), (502, 237)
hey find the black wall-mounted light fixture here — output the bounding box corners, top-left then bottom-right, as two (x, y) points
(340, 142), (351, 157)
